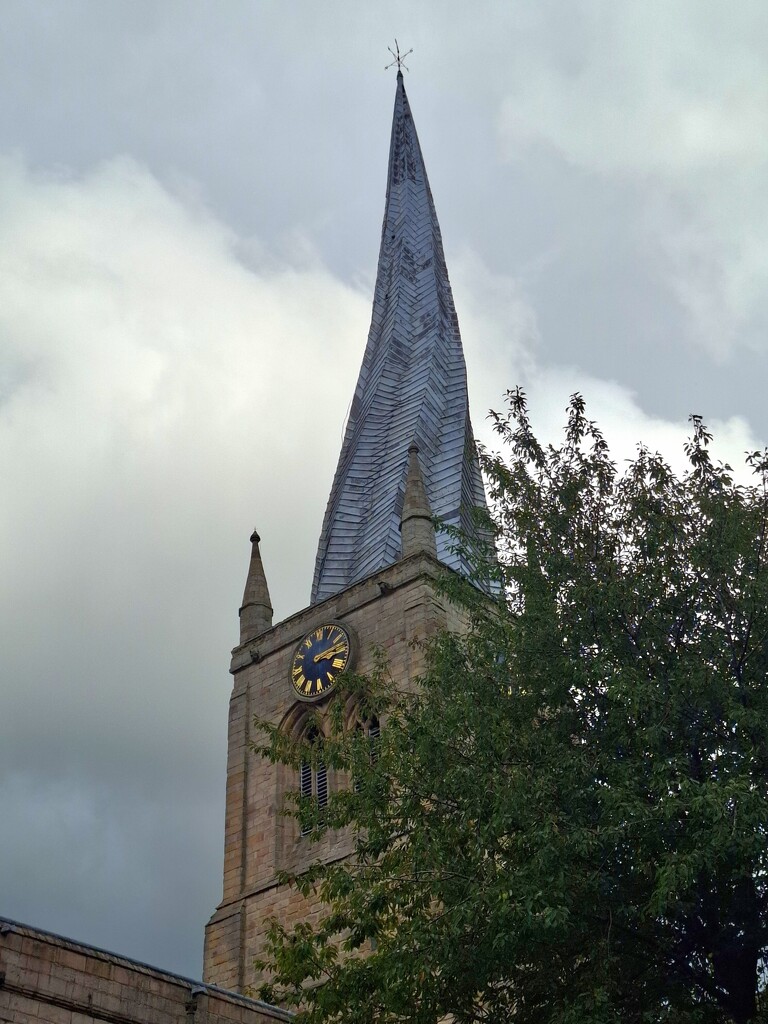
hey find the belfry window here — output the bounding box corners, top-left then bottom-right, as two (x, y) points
(300, 727), (327, 836)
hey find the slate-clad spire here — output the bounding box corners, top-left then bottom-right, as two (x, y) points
(311, 72), (489, 604)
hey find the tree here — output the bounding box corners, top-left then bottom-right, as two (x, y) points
(256, 391), (768, 1023)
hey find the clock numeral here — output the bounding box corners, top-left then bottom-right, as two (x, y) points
(332, 657), (344, 669)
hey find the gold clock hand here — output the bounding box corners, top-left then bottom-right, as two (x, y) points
(313, 643), (347, 664)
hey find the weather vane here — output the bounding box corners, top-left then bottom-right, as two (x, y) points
(385, 39), (413, 73)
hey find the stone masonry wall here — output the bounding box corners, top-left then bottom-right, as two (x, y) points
(0, 917), (290, 1024)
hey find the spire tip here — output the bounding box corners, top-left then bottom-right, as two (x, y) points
(385, 40), (412, 76)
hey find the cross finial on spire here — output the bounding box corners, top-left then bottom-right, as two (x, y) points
(385, 39), (413, 74)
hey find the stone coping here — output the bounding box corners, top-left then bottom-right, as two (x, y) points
(0, 915), (292, 1021)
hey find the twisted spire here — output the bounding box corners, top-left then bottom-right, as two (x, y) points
(311, 74), (488, 603)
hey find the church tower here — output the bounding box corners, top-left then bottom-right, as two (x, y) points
(203, 71), (489, 993)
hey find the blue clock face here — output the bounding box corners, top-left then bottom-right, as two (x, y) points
(291, 623), (351, 700)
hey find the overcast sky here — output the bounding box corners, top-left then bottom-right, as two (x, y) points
(2, 0), (768, 980)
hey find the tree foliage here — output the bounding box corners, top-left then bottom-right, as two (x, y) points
(256, 391), (768, 1023)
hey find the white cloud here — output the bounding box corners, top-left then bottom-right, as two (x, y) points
(525, 367), (761, 479)
(0, 153), (370, 970)
(0, 154), (369, 620)
(497, 3), (768, 361)
(452, 251), (763, 479)
(499, 5), (768, 177)
(452, 247), (541, 426)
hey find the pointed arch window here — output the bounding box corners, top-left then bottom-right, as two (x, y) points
(300, 726), (328, 836)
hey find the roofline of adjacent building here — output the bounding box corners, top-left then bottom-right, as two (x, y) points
(0, 915), (293, 1020)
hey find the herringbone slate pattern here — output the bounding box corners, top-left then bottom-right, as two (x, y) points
(311, 73), (488, 604)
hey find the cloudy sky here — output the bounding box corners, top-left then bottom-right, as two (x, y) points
(2, 0), (768, 980)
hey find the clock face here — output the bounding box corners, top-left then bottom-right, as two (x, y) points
(291, 623), (352, 701)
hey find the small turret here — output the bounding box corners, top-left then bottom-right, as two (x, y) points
(239, 530), (273, 643)
(400, 444), (437, 559)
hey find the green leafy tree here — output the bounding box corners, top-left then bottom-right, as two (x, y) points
(256, 391), (768, 1023)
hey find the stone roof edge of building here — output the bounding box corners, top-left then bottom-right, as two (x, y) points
(0, 915), (293, 1020)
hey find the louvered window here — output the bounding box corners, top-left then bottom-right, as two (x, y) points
(299, 759), (312, 801)
(316, 761), (328, 808)
(300, 728), (327, 837)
